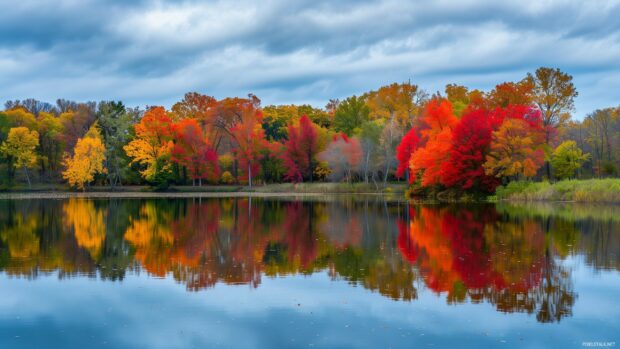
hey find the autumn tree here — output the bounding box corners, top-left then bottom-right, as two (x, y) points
(63, 124), (107, 190)
(36, 111), (64, 177)
(59, 103), (97, 153)
(0, 108), (37, 135)
(211, 94), (261, 153)
(318, 134), (363, 182)
(171, 118), (219, 185)
(171, 92), (217, 122)
(551, 141), (589, 179)
(230, 107), (267, 187)
(367, 82), (427, 182)
(484, 115), (545, 180)
(367, 82), (426, 128)
(395, 128), (419, 183)
(123, 106), (174, 183)
(444, 84), (484, 116)
(487, 77), (535, 109)
(440, 108), (500, 192)
(281, 115), (321, 182)
(529, 67), (578, 178)
(0, 127), (39, 187)
(409, 99), (458, 186)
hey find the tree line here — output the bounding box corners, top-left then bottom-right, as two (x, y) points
(0, 67), (616, 191)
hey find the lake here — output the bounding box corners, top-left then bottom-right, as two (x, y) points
(0, 196), (618, 348)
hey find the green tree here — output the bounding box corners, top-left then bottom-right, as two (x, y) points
(551, 141), (590, 179)
(333, 95), (369, 136)
(97, 101), (137, 187)
(359, 121), (382, 183)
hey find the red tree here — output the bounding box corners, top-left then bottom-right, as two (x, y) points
(440, 108), (499, 192)
(395, 128), (420, 183)
(409, 99), (458, 186)
(281, 115), (319, 182)
(230, 107), (267, 187)
(171, 118), (220, 185)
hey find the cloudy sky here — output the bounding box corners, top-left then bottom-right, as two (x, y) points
(1, 0), (619, 118)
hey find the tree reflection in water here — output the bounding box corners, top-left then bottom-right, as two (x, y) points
(1, 197), (619, 323)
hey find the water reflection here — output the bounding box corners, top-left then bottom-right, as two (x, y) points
(0, 197), (619, 323)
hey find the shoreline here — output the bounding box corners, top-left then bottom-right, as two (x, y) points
(0, 191), (399, 200)
(0, 183), (407, 200)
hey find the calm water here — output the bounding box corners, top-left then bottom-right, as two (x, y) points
(0, 196), (618, 349)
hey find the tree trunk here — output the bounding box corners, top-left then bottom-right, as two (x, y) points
(248, 163), (252, 187)
(23, 166), (31, 188)
(308, 152), (313, 183)
(364, 150), (370, 183)
(384, 111), (395, 184)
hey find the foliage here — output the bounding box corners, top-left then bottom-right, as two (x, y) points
(318, 133), (363, 182)
(123, 107), (173, 182)
(441, 108), (499, 192)
(281, 115), (321, 182)
(171, 118), (219, 184)
(359, 121), (383, 183)
(229, 107), (267, 186)
(62, 124), (107, 190)
(97, 101), (136, 186)
(484, 109), (546, 179)
(550, 141), (589, 179)
(395, 128), (419, 181)
(0, 67), (613, 193)
(333, 95), (369, 136)
(218, 153), (234, 171)
(220, 171), (234, 184)
(409, 99), (458, 186)
(366, 82), (425, 128)
(1, 127), (39, 186)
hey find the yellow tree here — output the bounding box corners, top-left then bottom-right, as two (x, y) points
(0, 127), (39, 187)
(63, 198), (107, 259)
(62, 124), (106, 190)
(484, 118), (545, 179)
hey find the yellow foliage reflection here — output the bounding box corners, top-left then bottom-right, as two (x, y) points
(0, 214), (39, 258)
(63, 198), (106, 260)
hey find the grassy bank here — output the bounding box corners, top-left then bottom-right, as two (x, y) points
(248, 182), (406, 194)
(495, 179), (620, 203)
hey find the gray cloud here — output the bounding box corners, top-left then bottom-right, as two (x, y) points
(0, 0), (619, 117)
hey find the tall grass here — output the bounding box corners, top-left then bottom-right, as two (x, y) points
(496, 179), (620, 202)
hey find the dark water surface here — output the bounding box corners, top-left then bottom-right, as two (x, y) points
(0, 196), (618, 348)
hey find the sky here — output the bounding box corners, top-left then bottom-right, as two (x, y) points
(1, 0), (619, 118)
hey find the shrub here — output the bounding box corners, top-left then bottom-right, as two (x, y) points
(220, 171), (234, 184)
